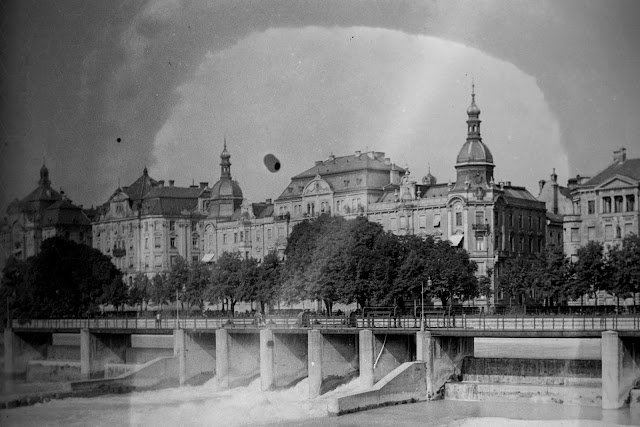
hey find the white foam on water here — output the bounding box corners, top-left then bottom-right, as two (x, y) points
(2, 375), (368, 427)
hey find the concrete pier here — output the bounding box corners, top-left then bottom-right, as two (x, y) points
(359, 330), (374, 388)
(173, 329), (186, 385)
(215, 328), (229, 388)
(601, 330), (640, 409)
(308, 330), (323, 398)
(260, 329), (275, 391)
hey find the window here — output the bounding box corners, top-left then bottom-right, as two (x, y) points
(192, 256), (199, 264)
(154, 255), (162, 267)
(145, 222), (148, 232)
(605, 224), (613, 240)
(475, 211), (484, 225)
(455, 212), (462, 227)
(616, 225), (622, 239)
(433, 214), (441, 227)
(169, 221), (175, 231)
(145, 255), (149, 268)
(234, 233), (238, 243)
(223, 233), (227, 244)
(267, 229), (272, 239)
(400, 216), (407, 229)
(509, 213), (513, 227)
(419, 215), (426, 228)
(519, 236), (524, 252)
(170, 237), (176, 248)
(475, 235), (485, 251)
(528, 216), (532, 229)
(528, 238), (534, 253)
(192, 221), (198, 230)
(170, 256), (177, 266)
(239, 231), (244, 242)
(627, 195), (636, 212)
(537, 217), (542, 230)
(603, 197), (612, 213)
(509, 235), (514, 251)
(192, 236), (198, 248)
(154, 236), (161, 248)
(145, 238), (149, 249)
(571, 228), (580, 242)
(129, 257), (134, 268)
(614, 196), (623, 213)
(588, 227), (595, 241)
(625, 223), (634, 236)
(518, 215), (523, 228)
(588, 200), (595, 215)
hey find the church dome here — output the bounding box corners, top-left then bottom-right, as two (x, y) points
(210, 178), (243, 200)
(422, 171), (437, 186)
(456, 140), (494, 164)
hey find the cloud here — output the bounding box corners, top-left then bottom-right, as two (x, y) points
(148, 26), (567, 201)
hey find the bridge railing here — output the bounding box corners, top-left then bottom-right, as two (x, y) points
(10, 314), (640, 332)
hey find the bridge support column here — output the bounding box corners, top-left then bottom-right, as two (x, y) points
(416, 331), (433, 396)
(80, 328), (91, 378)
(3, 328), (15, 376)
(4, 329), (49, 377)
(601, 330), (640, 409)
(308, 330), (323, 398)
(359, 329), (374, 388)
(80, 328), (129, 379)
(260, 329), (275, 391)
(215, 329), (229, 389)
(174, 329), (186, 386)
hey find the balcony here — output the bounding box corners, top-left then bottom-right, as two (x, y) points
(472, 223), (491, 233)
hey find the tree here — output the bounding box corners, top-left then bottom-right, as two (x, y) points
(497, 255), (537, 307)
(572, 241), (610, 306)
(129, 273), (151, 312)
(100, 276), (129, 312)
(236, 257), (260, 310)
(256, 250), (283, 313)
(533, 244), (573, 307)
(3, 237), (123, 318)
(168, 256), (190, 310)
(608, 234), (640, 307)
(186, 261), (211, 314)
(206, 251), (243, 315)
(150, 272), (170, 311)
(0, 256), (28, 323)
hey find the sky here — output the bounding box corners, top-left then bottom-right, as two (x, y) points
(1, 0), (639, 211)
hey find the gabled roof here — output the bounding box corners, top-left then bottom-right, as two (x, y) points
(502, 186), (538, 202)
(252, 203), (273, 219)
(585, 158), (640, 186)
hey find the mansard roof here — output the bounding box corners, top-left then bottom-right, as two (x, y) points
(292, 152), (404, 180)
(122, 168), (158, 202)
(139, 186), (206, 216)
(42, 199), (91, 227)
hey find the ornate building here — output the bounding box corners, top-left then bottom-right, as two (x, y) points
(0, 164), (91, 271)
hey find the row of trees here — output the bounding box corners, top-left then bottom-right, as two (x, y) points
(498, 234), (640, 308)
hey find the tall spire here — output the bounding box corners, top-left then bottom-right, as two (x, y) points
(39, 159), (51, 186)
(220, 138), (232, 178)
(466, 80), (481, 139)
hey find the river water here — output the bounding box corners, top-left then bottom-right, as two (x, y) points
(2, 338), (639, 426)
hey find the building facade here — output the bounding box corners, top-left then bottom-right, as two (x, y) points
(89, 88), (546, 308)
(0, 164), (91, 271)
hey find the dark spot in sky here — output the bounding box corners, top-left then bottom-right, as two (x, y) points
(264, 154), (281, 173)
(117, 137), (121, 143)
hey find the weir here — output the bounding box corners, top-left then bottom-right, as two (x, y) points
(4, 325), (640, 412)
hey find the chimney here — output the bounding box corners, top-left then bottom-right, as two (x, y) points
(265, 198), (272, 204)
(328, 153), (335, 161)
(199, 182), (208, 189)
(315, 160), (323, 166)
(613, 147), (627, 163)
(169, 180), (175, 187)
(390, 164), (400, 185)
(384, 157), (391, 165)
(355, 150), (361, 157)
(367, 151), (374, 159)
(158, 180), (165, 188)
(375, 151), (385, 160)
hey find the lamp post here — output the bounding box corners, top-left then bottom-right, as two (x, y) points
(421, 277), (432, 331)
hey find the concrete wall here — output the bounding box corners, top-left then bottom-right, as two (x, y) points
(273, 332), (308, 388)
(71, 356), (178, 394)
(183, 332), (216, 382)
(328, 361), (427, 415)
(602, 332), (640, 409)
(26, 360), (83, 382)
(81, 330), (130, 379)
(462, 358), (601, 386)
(4, 330), (51, 376)
(373, 333), (414, 383)
(216, 330), (260, 389)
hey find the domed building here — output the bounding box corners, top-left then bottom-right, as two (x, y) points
(206, 140), (244, 219)
(0, 163), (91, 270)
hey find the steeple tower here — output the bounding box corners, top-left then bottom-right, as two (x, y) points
(454, 82), (495, 190)
(220, 137), (232, 178)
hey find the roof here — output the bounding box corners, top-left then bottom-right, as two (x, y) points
(502, 186), (539, 202)
(122, 168), (158, 202)
(252, 203), (273, 219)
(140, 186), (202, 216)
(456, 139), (494, 164)
(585, 158), (640, 186)
(210, 177), (243, 199)
(42, 199), (91, 227)
(292, 152), (404, 180)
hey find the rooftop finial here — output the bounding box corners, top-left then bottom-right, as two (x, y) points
(471, 76), (475, 101)
(224, 135), (227, 150)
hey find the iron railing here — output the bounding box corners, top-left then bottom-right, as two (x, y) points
(10, 314), (640, 332)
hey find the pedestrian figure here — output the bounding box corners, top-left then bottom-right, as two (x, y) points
(156, 312), (161, 327)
